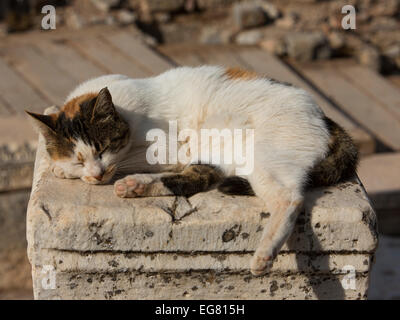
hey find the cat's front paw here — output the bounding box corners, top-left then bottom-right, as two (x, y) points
(250, 254), (274, 276)
(52, 165), (66, 179)
(114, 175), (149, 198)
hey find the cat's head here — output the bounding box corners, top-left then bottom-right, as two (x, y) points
(26, 87), (130, 184)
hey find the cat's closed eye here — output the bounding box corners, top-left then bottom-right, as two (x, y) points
(98, 146), (109, 159)
(73, 162), (84, 167)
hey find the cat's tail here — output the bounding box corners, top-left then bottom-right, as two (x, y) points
(309, 117), (359, 187)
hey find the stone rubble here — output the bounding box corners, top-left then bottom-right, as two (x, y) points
(1, 1), (397, 73)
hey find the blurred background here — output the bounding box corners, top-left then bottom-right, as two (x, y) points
(0, 0), (399, 300)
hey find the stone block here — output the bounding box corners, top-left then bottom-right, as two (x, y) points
(285, 32), (331, 62)
(0, 191), (32, 291)
(142, 0), (185, 12)
(232, 2), (268, 30)
(27, 125), (378, 299)
(0, 115), (37, 293)
(358, 153), (400, 235)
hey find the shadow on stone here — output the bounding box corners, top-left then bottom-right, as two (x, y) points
(287, 194), (345, 300)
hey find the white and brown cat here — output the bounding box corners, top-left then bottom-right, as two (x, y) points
(26, 66), (358, 276)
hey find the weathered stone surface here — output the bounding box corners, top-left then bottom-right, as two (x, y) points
(358, 153), (400, 235)
(90, 0), (121, 12)
(0, 191), (32, 291)
(357, 45), (381, 72)
(286, 31), (331, 61)
(27, 108), (378, 299)
(33, 268), (369, 300)
(27, 168), (378, 253)
(197, 0), (237, 10)
(275, 12), (299, 29)
(64, 8), (86, 30)
(199, 26), (233, 44)
(142, 0), (185, 12)
(0, 116), (37, 192)
(0, 115), (38, 293)
(0, 162), (34, 192)
(38, 249), (372, 275)
(260, 38), (286, 56)
(259, 2), (280, 20)
(369, 235), (400, 300)
(328, 31), (345, 50)
(116, 9), (136, 26)
(235, 29), (263, 45)
(232, 2), (268, 30)
(358, 153), (400, 211)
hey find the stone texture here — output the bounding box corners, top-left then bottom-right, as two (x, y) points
(27, 109), (378, 299)
(0, 162), (34, 192)
(259, 2), (280, 20)
(358, 153), (400, 235)
(33, 268), (369, 300)
(275, 12), (299, 29)
(285, 32), (331, 62)
(90, 0), (121, 12)
(27, 171), (378, 253)
(0, 116), (37, 192)
(0, 191), (32, 292)
(368, 235), (400, 300)
(197, 0), (237, 10)
(142, 0), (185, 12)
(232, 2), (268, 30)
(260, 38), (286, 56)
(0, 115), (38, 293)
(64, 8), (86, 30)
(116, 9), (136, 25)
(199, 26), (233, 44)
(357, 45), (381, 73)
(235, 29), (263, 45)
(358, 153), (400, 211)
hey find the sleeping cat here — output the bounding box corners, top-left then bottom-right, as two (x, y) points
(26, 66), (358, 276)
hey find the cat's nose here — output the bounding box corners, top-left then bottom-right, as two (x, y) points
(93, 174), (103, 181)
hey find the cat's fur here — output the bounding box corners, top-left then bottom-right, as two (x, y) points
(27, 66), (358, 276)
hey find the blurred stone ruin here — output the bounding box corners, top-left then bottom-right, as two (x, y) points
(0, 0), (400, 74)
(0, 0), (399, 75)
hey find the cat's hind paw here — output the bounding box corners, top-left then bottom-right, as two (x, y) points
(114, 175), (148, 198)
(250, 254), (274, 276)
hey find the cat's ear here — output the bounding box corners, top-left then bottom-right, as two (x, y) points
(25, 110), (57, 135)
(91, 87), (115, 122)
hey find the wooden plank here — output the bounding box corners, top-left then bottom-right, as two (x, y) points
(337, 65), (400, 121)
(236, 49), (378, 154)
(70, 36), (151, 78)
(0, 115), (37, 146)
(0, 97), (11, 116)
(0, 56), (50, 113)
(196, 47), (245, 68)
(387, 75), (400, 88)
(158, 45), (204, 67)
(236, 49), (376, 155)
(34, 39), (106, 83)
(237, 49), (357, 131)
(5, 45), (78, 105)
(358, 153), (400, 234)
(103, 31), (172, 74)
(292, 61), (400, 150)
